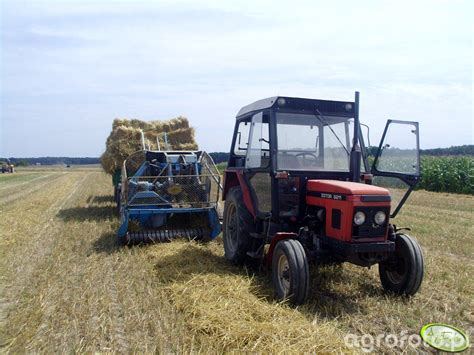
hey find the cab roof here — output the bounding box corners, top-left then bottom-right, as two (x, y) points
(236, 96), (355, 119)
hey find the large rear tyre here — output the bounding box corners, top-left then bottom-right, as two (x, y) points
(379, 234), (424, 296)
(223, 187), (255, 264)
(272, 239), (310, 305)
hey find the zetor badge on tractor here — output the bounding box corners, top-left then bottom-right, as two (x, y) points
(222, 92), (423, 304)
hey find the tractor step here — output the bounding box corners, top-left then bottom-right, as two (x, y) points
(250, 232), (265, 239)
(246, 251), (263, 259)
(126, 227), (208, 244)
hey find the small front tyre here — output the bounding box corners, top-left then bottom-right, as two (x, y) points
(272, 239), (310, 305)
(379, 234), (424, 296)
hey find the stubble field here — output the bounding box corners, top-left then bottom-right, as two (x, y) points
(0, 167), (472, 353)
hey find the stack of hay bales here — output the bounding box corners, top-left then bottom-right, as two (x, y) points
(101, 116), (198, 175)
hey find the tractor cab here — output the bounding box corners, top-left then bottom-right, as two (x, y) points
(223, 92), (423, 305)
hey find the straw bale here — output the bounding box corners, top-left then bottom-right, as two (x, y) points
(112, 118), (129, 130)
(172, 142), (199, 151)
(166, 128), (195, 146)
(100, 151), (117, 175)
(111, 116), (190, 132)
(101, 117), (198, 174)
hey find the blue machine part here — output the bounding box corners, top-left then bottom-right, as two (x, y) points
(118, 206), (221, 239)
(117, 150), (222, 243)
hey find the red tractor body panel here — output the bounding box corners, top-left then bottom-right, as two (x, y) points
(306, 180), (391, 242)
(307, 180), (390, 196)
(223, 169), (256, 218)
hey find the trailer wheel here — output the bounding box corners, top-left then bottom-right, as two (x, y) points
(272, 239), (309, 305)
(223, 187), (254, 264)
(379, 234), (424, 296)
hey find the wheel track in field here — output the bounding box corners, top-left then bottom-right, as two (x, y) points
(0, 172), (66, 204)
(24, 172), (129, 353)
(0, 173), (52, 191)
(0, 173), (89, 350)
(105, 258), (130, 353)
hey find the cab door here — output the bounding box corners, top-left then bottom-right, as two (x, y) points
(245, 112), (272, 215)
(371, 120), (420, 217)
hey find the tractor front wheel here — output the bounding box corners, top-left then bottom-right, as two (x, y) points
(379, 234), (424, 296)
(272, 239), (309, 305)
(223, 187), (254, 264)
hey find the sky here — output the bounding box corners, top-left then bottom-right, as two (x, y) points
(0, 0), (472, 157)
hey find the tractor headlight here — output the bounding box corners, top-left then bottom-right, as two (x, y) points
(374, 211), (387, 225)
(353, 211), (366, 225)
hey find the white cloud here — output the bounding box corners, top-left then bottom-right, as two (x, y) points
(0, 0), (472, 156)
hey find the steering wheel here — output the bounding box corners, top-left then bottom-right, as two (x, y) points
(295, 152), (318, 166)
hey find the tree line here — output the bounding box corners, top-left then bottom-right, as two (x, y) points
(2, 145), (472, 166)
(0, 157), (100, 166)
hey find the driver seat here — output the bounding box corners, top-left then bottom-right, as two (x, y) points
(277, 154), (301, 169)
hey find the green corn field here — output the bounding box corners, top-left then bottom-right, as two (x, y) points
(418, 156), (474, 194)
(218, 155), (474, 195)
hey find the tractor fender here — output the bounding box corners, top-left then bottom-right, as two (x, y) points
(223, 170), (256, 218)
(265, 232), (299, 267)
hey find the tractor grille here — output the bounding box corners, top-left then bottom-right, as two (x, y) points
(352, 206), (390, 238)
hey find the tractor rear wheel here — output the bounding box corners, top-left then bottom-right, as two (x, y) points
(223, 187), (254, 264)
(272, 239), (309, 305)
(379, 234), (424, 296)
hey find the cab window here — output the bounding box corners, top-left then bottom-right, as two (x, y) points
(245, 112), (270, 169)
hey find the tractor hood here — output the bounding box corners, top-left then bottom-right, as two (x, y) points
(307, 180), (389, 197)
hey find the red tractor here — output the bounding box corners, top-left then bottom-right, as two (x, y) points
(222, 92), (423, 304)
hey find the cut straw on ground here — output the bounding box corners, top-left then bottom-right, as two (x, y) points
(1, 169), (472, 352)
(152, 241), (347, 352)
